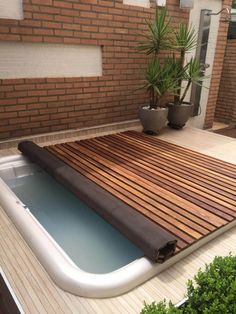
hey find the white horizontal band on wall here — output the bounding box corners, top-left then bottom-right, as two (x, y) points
(0, 0), (23, 20)
(0, 42), (102, 79)
(156, 0), (166, 6)
(123, 0), (150, 8)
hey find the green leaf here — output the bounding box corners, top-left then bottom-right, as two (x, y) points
(138, 8), (173, 56)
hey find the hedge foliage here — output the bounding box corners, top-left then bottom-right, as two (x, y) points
(141, 255), (236, 314)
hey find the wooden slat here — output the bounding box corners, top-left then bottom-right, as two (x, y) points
(46, 131), (236, 255)
(86, 137), (236, 219)
(76, 140), (226, 227)
(127, 130), (236, 173)
(47, 145), (190, 248)
(115, 133), (236, 191)
(65, 142), (210, 236)
(115, 133), (236, 188)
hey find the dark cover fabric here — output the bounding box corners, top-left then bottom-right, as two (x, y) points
(18, 141), (177, 263)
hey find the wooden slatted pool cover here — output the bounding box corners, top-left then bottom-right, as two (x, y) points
(46, 131), (236, 252)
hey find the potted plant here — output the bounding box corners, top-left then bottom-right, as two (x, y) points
(138, 9), (175, 134)
(167, 24), (205, 129)
(139, 10), (207, 132)
(139, 58), (178, 134)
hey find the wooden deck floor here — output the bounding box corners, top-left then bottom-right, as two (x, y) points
(47, 131), (236, 254)
(0, 127), (236, 314)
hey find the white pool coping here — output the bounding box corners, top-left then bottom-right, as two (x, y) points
(0, 154), (236, 298)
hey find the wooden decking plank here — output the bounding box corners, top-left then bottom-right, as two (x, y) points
(89, 136), (236, 219)
(102, 135), (236, 208)
(98, 137), (235, 194)
(45, 130), (236, 258)
(47, 145), (192, 247)
(77, 140), (226, 230)
(127, 130), (236, 172)
(85, 137), (235, 220)
(66, 141), (215, 235)
(115, 134), (236, 196)
(55, 144), (201, 241)
(104, 136), (236, 209)
(115, 133), (236, 187)
(114, 133), (236, 187)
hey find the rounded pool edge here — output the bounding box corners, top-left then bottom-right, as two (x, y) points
(1, 155), (236, 298)
(0, 154), (159, 298)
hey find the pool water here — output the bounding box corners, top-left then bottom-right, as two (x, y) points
(5, 167), (143, 274)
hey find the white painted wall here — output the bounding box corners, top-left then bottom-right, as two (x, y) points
(123, 0), (150, 8)
(0, 42), (102, 79)
(186, 0), (222, 129)
(0, 0), (23, 20)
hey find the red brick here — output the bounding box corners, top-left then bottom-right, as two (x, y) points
(0, 0), (191, 140)
(31, 0), (52, 5)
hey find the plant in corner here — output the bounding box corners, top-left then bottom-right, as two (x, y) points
(139, 58), (178, 134)
(138, 9), (177, 135)
(140, 254), (236, 314)
(167, 23), (205, 129)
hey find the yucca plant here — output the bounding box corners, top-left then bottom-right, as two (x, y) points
(137, 9), (175, 134)
(138, 9), (203, 109)
(167, 23), (208, 128)
(179, 57), (204, 104)
(138, 9), (172, 57)
(143, 59), (179, 109)
(138, 8), (208, 132)
(171, 23), (198, 105)
(138, 8), (176, 110)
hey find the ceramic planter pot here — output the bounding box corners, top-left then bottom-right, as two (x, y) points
(139, 106), (168, 135)
(167, 102), (194, 129)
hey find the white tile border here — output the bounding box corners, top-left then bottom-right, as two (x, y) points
(0, 42), (102, 79)
(123, 0), (150, 8)
(0, 0), (23, 20)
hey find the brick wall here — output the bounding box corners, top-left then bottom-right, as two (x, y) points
(215, 39), (236, 123)
(0, 0), (188, 140)
(204, 0), (232, 129)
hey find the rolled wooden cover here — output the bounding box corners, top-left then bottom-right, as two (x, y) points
(18, 141), (177, 263)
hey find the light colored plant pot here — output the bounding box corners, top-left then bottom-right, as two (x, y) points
(139, 106), (168, 135)
(167, 102), (194, 129)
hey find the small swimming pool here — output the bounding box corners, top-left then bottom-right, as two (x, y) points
(0, 154), (233, 298)
(5, 164), (143, 274)
(0, 155), (162, 298)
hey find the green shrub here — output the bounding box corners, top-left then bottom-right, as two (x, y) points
(185, 255), (236, 314)
(140, 255), (236, 314)
(140, 301), (181, 314)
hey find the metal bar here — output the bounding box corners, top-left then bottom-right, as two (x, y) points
(191, 10), (212, 116)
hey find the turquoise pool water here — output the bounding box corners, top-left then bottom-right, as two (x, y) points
(6, 166), (143, 274)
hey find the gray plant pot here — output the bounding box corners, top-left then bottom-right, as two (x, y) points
(139, 106), (168, 135)
(167, 102), (194, 129)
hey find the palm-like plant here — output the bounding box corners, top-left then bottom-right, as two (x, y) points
(139, 9), (205, 107)
(172, 23), (198, 104)
(138, 9), (172, 57)
(180, 57), (203, 104)
(143, 59), (179, 109)
(139, 9), (176, 109)
(138, 8), (208, 131)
